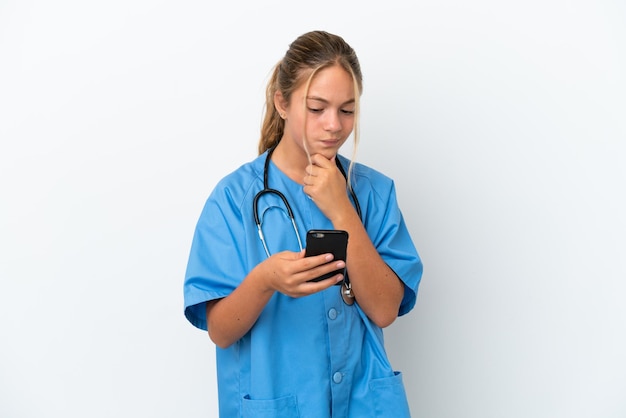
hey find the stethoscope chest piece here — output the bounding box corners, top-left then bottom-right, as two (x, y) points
(256, 146), (362, 307)
(341, 281), (355, 306)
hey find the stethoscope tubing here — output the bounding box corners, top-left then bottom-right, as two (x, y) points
(252, 146), (362, 304)
(253, 147), (361, 227)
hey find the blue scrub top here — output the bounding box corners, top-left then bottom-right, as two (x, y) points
(184, 152), (423, 418)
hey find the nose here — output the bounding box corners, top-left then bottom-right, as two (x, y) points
(323, 111), (342, 133)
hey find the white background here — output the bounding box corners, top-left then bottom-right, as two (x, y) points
(1, 1), (625, 417)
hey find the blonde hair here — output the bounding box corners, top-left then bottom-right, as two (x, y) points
(258, 30), (363, 185)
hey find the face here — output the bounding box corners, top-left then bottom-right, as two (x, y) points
(277, 65), (356, 161)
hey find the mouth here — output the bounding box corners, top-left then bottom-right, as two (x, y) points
(319, 139), (341, 147)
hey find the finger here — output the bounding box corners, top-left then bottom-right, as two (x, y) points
(301, 252), (335, 268)
(303, 174), (316, 187)
(310, 153), (334, 168)
(301, 274), (344, 293)
(304, 260), (346, 283)
(276, 249), (307, 260)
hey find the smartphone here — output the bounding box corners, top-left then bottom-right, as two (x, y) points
(304, 229), (349, 282)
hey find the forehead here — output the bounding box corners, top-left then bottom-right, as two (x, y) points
(302, 65), (355, 101)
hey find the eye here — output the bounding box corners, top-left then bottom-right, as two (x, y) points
(307, 107), (323, 113)
(341, 109), (355, 115)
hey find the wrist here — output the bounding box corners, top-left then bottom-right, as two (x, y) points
(331, 205), (361, 230)
(250, 261), (277, 295)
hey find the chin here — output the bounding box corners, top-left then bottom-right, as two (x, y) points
(310, 149), (337, 161)
(310, 141), (344, 158)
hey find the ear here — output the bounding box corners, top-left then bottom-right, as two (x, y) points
(274, 91), (288, 119)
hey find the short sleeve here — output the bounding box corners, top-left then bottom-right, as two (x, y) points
(363, 179), (423, 316)
(183, 184), (249, 331)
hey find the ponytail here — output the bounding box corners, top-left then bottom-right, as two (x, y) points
(258, 62), (284, 155)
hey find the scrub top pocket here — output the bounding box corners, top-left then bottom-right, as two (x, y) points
(241, 394), (300, 418)
(368, 371), (411, 417)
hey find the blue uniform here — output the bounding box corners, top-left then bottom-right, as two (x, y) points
(184, 151), (423, 417)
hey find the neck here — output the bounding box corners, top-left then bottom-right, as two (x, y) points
(270, 141), (310, 184)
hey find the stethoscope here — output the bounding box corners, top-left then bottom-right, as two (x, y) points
(253, 146), (362, 305)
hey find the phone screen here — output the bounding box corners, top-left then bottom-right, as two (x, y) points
(304, 229), (348, 282)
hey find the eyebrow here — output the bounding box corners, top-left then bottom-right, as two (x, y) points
(306, 96), (355, 106)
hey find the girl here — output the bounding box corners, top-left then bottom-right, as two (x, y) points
(184, 30), (423, 417)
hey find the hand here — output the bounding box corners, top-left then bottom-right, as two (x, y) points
(302, 154), (354, 221)
(258, 250), (344, 298)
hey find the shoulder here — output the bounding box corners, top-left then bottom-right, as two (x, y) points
(205, 153), (266, 211)
(337, 154), (395, 195)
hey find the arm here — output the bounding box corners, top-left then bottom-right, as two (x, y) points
(206, 250), (346, 348)
(332, 208), (404, 328)
(303, 155), (405, 328)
